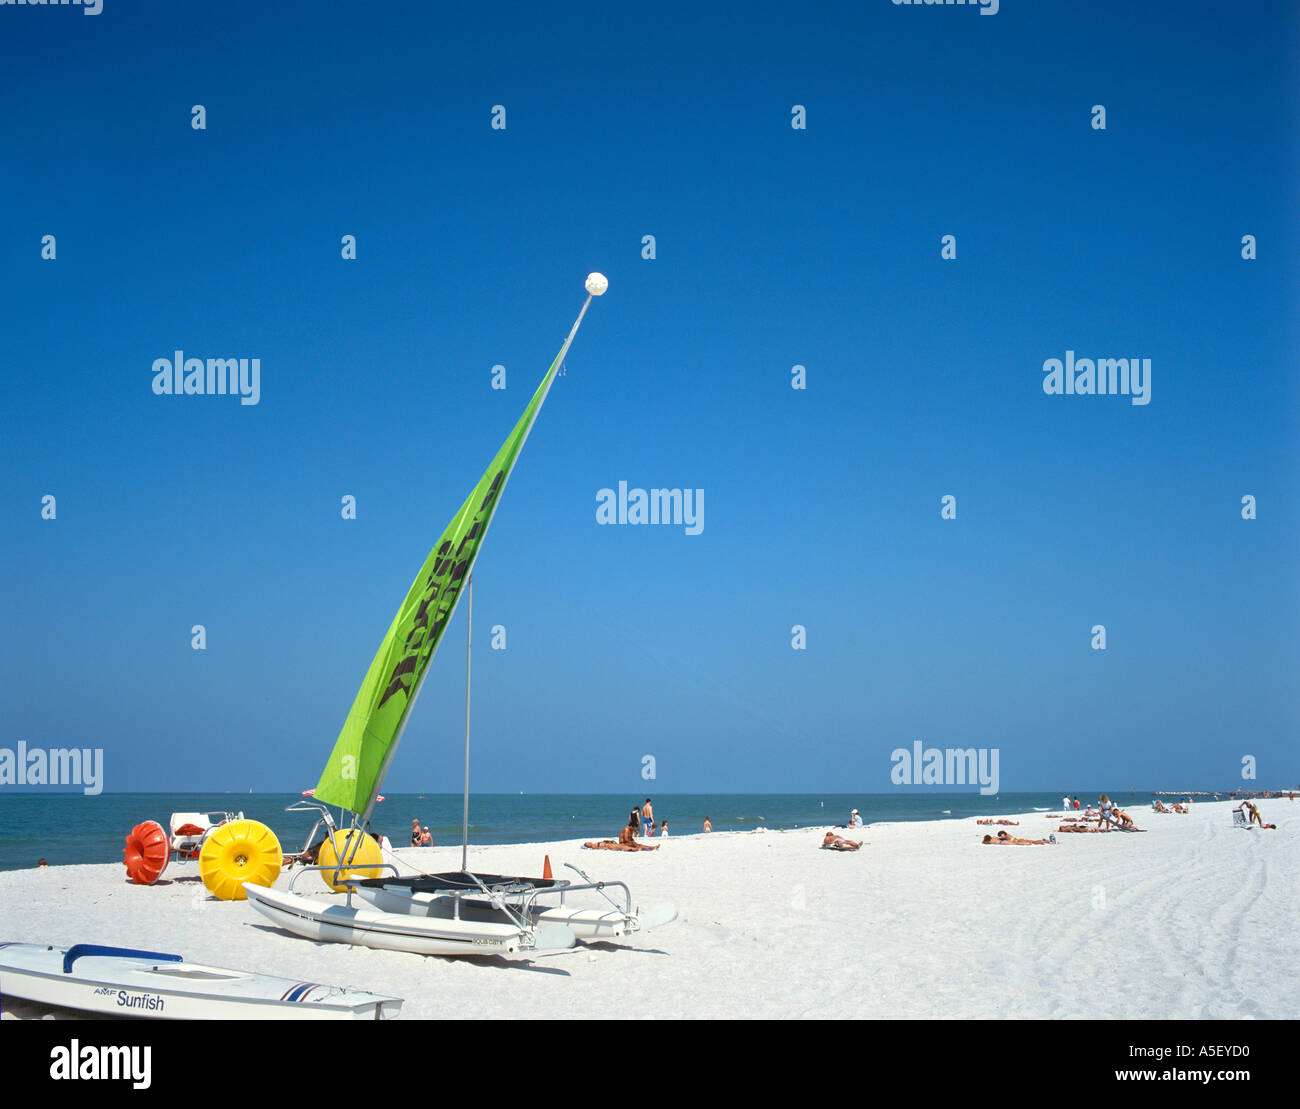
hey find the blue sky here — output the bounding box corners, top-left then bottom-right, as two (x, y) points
(2, 1), (1296, 795)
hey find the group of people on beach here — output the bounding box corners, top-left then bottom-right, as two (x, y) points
(980, 793), (1145, 844)
(1051, 794), (1142, 833)
(582, 811), (660, 852)
(404, 799), (720, 857)
(821, 807), (865, 850)
(583, 800), (712, 852)
(973, 792), (1286, 843)
(416, 790), (1283, 859)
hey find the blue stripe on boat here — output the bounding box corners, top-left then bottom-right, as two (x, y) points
(63, 944), (183, 974)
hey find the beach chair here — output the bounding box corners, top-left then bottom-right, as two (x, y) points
(169, 812), (241, 860)
(170, 813), (209, 860)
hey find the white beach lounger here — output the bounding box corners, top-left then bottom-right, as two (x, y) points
(169, 812), (242, 860)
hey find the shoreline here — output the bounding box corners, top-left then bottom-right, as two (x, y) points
(0, 795), (1268, 879)
(2, 799), (1296, 1019)
(6, 788), (1295, 874)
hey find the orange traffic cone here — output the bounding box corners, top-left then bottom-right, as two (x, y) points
(542, 855), (553, 880)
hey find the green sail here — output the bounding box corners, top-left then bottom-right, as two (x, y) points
(312, 352), (564, 815)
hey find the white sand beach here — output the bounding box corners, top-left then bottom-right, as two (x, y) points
(1, 799), (1295, 1020)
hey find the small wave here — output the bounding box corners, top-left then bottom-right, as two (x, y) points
(941, 810), (951, 814)
(1032, 807), (1050, 811)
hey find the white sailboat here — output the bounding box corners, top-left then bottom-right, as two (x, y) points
(242, 884), (575, 956)
(246, 274), (674, 956)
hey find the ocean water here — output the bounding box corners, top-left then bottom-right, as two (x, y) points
(0, 789), (1216, 872)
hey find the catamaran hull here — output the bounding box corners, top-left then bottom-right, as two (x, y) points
(244, 883), (572, 957)
(353, 884), (678, 941)
(0, 942), (402, 1020)
(355, 885), (628, 938)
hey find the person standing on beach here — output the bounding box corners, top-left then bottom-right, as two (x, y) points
(703, 817), (712, 832)
(1096, 795), (1113, 828)
(411, 819), (421, 847)
(1063, 794), (1070, 809)
(660, 820), (669, 838)
(1073, 797), (1080, 810)
(641, 799), (654, 837)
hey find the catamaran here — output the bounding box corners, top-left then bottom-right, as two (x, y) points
(245, 274), (676, 955)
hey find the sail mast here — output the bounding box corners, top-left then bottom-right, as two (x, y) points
(461, 573), (472, 872)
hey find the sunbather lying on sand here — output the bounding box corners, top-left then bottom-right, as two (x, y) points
(583, 836), (659, 852)
(977, 819), (1019, 825)
(1057, 824), (1100, 833)
(822, 832), (862, 851)
(982, 832), (1053, 845)
(582, 812), (661, 850)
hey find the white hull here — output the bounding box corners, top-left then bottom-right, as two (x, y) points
(354, 884), (678, 941)
(0, 942), (401, 1020)
(244, 882), (574, 957)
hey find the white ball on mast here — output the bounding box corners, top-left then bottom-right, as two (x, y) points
(585, 272), (608, 296)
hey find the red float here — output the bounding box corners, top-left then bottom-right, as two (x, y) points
(122, 820), (170, 885)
